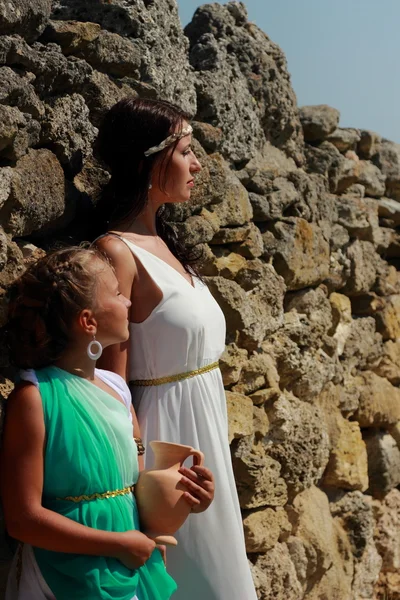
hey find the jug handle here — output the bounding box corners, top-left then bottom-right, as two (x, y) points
(187, 449), (204, 467)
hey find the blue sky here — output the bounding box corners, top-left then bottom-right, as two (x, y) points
(177, 0), (400, 143)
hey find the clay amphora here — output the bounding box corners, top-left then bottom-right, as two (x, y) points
(135, 441), (204, 546)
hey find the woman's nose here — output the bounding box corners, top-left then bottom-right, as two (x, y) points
(191, 154), (202, 173)
(124, 296), (132, 308)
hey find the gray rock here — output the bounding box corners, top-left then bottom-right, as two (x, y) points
(364, 431), (400, 499)
(0, 105), (39, 161)
(341, 240), (381, 295)
(0, 35), (92, 96)
(251, 543), (302, 600)
(249, 177), (298, 222)
(40, 93), (97, 172)
(0, 167), (13, 210)
(265, 392), (330, 495)
(299, 104), (340, 142)
(0, 0), (51, 43)
(373, 139), (400, 200)
(185, 3), (303, 164)
(358, 130), (381, 159)
(0, 66), (44, 118)
(52, 0), (197, 114)
(336, 196), (381, 244)
(330, 491), (382, 599)
(356, 161), (386, 197)
(173, 214), (217, 247)
(191, 121), (222, 153)
(3, 149), (66, 236)
(326, 127), (361, 152)
(373, 488), (400, 572)
(79, 69), (137, 127)
(232, 434), (288, 508)
(304, 141), (354, 193)
(71, 30), (142, 79)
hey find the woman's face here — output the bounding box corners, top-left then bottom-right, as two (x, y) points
(150, 121), (202, 205)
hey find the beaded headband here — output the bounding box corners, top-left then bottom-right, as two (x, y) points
(144, 124), (193, 157)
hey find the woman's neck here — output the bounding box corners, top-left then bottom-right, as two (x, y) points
(118, 201), (159, 237)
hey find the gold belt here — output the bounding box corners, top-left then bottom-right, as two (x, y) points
(57, 485), (134, 503)
(131, 361), (219, 387)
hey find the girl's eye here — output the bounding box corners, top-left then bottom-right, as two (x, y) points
(183, 148), (192, 156)
(117, 291), (122, 296)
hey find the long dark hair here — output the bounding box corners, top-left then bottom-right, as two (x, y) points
(92, 97), (199, 274)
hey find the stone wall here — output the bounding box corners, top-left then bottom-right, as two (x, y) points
(0, 1), (400, 598)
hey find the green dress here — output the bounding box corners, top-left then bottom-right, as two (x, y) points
(33, 366), (176, 600)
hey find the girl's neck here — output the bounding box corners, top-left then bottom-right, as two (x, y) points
(55, 352), (97, 381)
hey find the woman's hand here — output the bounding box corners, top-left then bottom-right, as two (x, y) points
(179, 465), (215, 514)
(116, 530), (156, 569)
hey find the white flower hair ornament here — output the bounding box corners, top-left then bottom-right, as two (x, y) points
(144, 124), (193, 157)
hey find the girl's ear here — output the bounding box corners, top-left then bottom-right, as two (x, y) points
(78, 309), (98, 335)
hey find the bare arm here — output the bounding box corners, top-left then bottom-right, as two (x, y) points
(0, 383), (154, 568)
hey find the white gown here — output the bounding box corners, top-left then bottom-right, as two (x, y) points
(124, 239), (257, 600)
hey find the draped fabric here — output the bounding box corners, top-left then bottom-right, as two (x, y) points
(32, 366), (176, 600)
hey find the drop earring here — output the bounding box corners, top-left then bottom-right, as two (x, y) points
(148, 183), (153, 190)
(87, 335), (103, 360)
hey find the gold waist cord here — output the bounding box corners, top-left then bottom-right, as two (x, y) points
(130, 361), (219, 387)
(57, 484), (135, 503)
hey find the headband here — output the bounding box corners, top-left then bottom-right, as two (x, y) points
(144, 124), (193, 157)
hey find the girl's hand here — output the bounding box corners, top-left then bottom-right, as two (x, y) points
(116, 530), (156, 569)
(178, 465), (215, 514)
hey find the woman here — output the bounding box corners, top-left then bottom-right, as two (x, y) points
(93, 97), (257, 600)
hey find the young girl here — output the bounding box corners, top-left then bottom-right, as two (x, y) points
(1, 247), (213, 599)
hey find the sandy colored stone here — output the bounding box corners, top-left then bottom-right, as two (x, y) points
(218, 343), (248, 386)
(326, 127), (361, 152)
(232, 352), (279, 395)
(4, 149), (65, 236)
(266, 217), (330, 290)
(329, 292), (352, 355)
(287, 486), (354, 599)
(354, 371), (400, 428)
(323, 416), (369, 491)
(243, 507), (290, 553)
(226, 391), (254, 444)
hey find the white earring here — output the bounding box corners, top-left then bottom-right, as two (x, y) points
(148, 183), (152, 190)
(87, 336), (103, 360)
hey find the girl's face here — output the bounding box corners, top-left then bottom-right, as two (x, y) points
(150, 121), (202, 205)
(92, 262), (131, 347)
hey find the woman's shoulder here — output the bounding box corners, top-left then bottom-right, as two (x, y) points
(94, 233), (137, 276)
